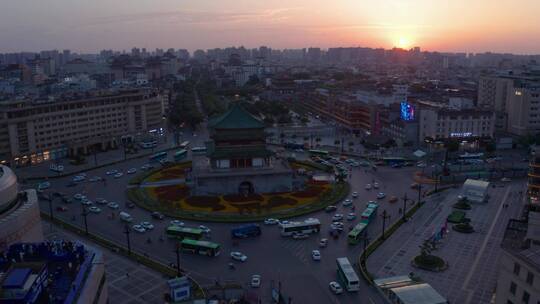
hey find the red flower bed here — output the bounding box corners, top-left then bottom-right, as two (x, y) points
(307, 180), (330, 186)
(223, 194), (264, 203)
(185, 196), (225, 211)
(291, 186), (326, 198)
(152, 185), (190, 201)
(267, 196), (298, 208)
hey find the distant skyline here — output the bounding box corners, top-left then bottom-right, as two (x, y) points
(1, 0), (540, 55)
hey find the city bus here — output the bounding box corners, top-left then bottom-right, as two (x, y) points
(174, 149), (188, 161)
(347, 222), (368, 245)
(180, 141), (190, 149)
(458, 152), (484, 164)
(308, 149), (329, 157)
(361, 204), (378, 223)
(280, 218), (321, 237)
(180, 239), (221, 257)
(166, 226), (204, 240)
(336, 257), (360, 291)
(149, 151), (167, 162)
(231, 224), (261, 238)
(191, 147), (207, 155)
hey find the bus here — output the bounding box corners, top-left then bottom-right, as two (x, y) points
(166, 226), (204, 240)
(280, 218), (321, 237)
(381, 157), (407, 165)
(174, 149), (188, 161)
(191, 147), (207, 155)
(347, 222), (368, 245)
(458, 152), (484, 164)
(149, 151), (167, 162)
(309, 149), (329, 157)
(231, 224), (261, 238)
(361, 204), (378, 222)
(336, 257), (360, 291)
(180, 239), (221, 257)
(180, 141), (190, 149)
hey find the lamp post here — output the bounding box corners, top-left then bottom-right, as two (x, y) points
(81, 205), (89, 235)
(402, 193), (411, 222)
(48, 196), (54, 222)
(174, 243), (182, 277)
(380, 210), (390, 240)
(361, 231), (370, 267)
(417, 183), (423, 204)
(124, 224), (131, 255)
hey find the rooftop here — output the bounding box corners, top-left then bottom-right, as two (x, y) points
(207, 103), (265, 130)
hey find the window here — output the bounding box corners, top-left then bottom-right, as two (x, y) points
(522, 291), (529, 304)
(510, 281), (517, 295)
(527, 272), (534, 285)
(515, 263), (521, 276)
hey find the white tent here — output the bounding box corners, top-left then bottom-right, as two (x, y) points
(413, 150), (427, 158)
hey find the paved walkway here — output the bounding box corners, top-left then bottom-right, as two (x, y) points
(368, 181), (527, 304)
(43, 224), (170, 304)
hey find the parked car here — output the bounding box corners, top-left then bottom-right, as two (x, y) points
(81, 200), (93, 206)
(170, 220), (184, 227)
(127, 168), (137, 174)
(319, 238), (328, 248)
(96, 198), (107, 205)
(73, 175), (85, 182)
(114, 172), (124, 178)
(230, 251), (247, 262)
(141, 221), (154, 230)
(351, 192), (358, 198)
(199, 225), (211, 234)
(325, 205), (337, 213)
(38, 182), (51, 191)
(151, 211), (164, 220)
(88, 206), (101, 213)
(107, 202), (119, 209)
(106, 170), (118, 175)
(251, 275), (261, 288)
(377, 192), (386, 199)
(329, 282), (343, 294)
(373, 182), (379, 189)
(132, 224), (146, 233)
(311, 250), (321, 261)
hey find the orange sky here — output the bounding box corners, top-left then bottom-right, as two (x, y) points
(1, 0), (539, 53)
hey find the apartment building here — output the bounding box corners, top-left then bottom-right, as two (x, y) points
(0, 89), (163, 165)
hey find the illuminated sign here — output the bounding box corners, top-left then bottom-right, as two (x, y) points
(400, 102), (415, 121)
(450, 132), (473, 137)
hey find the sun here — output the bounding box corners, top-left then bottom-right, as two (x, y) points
(396, 36), (411, 49)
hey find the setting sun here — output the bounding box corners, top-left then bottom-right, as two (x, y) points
(396, 36), (412, 49)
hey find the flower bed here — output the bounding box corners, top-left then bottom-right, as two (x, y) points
(267, 196), (298, 208)
(291, 186), (327, 198)
(412, 255), (447, 272)
(223, 194), (264, 203)
(144, 162), (192, 182)
(148, 185), (190, 202)
(453, 222), (475, 233)
(184, 196), (226, 211)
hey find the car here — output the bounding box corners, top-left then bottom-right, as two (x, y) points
(373, 182), (379, 189)
(391, 163), (402, 168)
(325, 205), (337, 213)
(127, 168), (137, 174)
(250, 275), (261, 288)
(170, 220), (184, 227)
(62, 198), (73, 204)
(331, 222), (344, 231)
(264, 218), (279, 225)
(332, 214), (343, 221)
(132, 224), (146, 233)
(114, 172), (124, 178)
(346, 213), (356, 221)
(107, 202), (119, 209)
(151, 211), (164, 220)
(199, 225), (211, 234)
(389, 196), (398, 203)
(73, 193), (84, 200)
(410, 183), (420, 189)
(329, 281), (343, 294)
(89, 176), (102, 182)
(230, 251), (247, 262)
(88, 206), (101, 213)
(319, 238), (328, 248)
(365, 184), (372, 190)
(56, 206), (68, 212)
(73, 175), (85, 182)
(292, 232), (309, 240)
(350, 162), (359, 167)
(278, 220), (290, 227)
(311, 250), (321, 261)
(96, 198), (107, 205)
(352, 192), (358, 198)
(38, 182), (51, 190)
(66, 182), (77, 187)
(342, 199), (353, 207)
(126, 202), (135, 208)
(141, 221), (154, 230)
(81, 199), (93, 206)
(417, 162), (427, 168)
(377, 192), (386, 199)
(106, 170), (118, 175)
(501, 177), (511, 182)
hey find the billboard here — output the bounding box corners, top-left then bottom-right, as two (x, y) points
(400, 102), (415, 121)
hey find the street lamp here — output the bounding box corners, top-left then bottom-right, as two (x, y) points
(417, 183), (423, 205)
(401, 193), (413, 222)
(48, 195), (54, 222)
(174, 243), (182, 277)
(360, 231), (370, 267)
(124, 224), (131, 255)
(81, 205), (89, 235)
(380, 210), (390, 240)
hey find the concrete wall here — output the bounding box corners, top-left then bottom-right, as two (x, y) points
(0, 189), (43, 251)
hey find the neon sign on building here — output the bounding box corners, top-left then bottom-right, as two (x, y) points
(400, 102), (415, 121)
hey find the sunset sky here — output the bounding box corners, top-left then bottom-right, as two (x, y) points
(1, 0), (539, 54)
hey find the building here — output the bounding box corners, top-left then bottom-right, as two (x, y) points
(374, 275), (448, 304)
(193, 104), (293, 195)
(528, 148), (540, 204)
(0, 165), (43, 250)
(0, 241), (107, 303)
(507, 81), (540, 136)
(0, 89), (163, 165)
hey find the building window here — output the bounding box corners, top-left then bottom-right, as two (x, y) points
(510, 281), (517, 295)
(527, 272), (534, 285)
(253, 158), (263, 167)
(514, 263), (521, 276)
(217, 159), (230, 169)
(522, 291), (529, 304)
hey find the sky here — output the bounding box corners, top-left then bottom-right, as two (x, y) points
(1, 0), (540, 54)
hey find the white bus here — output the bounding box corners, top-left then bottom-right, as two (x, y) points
(280, 218), (321, 236)
(336, 257), (360, 291)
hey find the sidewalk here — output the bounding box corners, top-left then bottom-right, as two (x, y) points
(44, 223), (170, 304)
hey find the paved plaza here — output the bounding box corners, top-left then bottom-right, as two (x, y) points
(368, 180), (527, 304)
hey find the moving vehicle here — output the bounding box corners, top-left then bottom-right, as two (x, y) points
(191, 147), (207, 155)
(72, 175), (85, 182)
(127, 168), (137, 174)
(107, 202), (119, 209)
(312, 250), (321, 261)
(251, 275), (261, 288)
(132, 224), (146, 233)
(365, 184), (372, 190)
(49, 164), (64, 173)
(319, 238), (328, 248)
(174, 149), (188, 161)
(325, 205), (337, 213)
(88, 206), (101, 213)
(149, 152), (167, 162)
(231, 224), (261, 238)
(332, 214), (344, 222)
(347, 222), (368, 245)
(292, 232), (309, 240)
(179, 141), (190, 149)
(139, 140), (157, 149)
(346, 213), (356, 221)
(141, 221), (154, 230)
(281, 218), (321, 236)
(38, 182), (51, 191)
(230, 251), (247, 262)
(336, 257), (360, 291)
(264, 218), (279, 225)
(373, 182), (379, 189)
(89, 176), (102, 182)
(170, 220), (184, 226)
(151, 211), (164, 220)
(389, 196), (398, 203)
(342, 199), (353, 207)
(114, 172), (123, 178)
(351, 192), (358, 198)
(119, 212), (133, 223)
(181, 239), (221, 257)
(376, 192), (386, 199)
(96, 198), (107, 205)
(361, 203), (379, 223)
(329, 281), (343, 295)
(166, 226), (204, 240)
(106, 170), (118, 175)
(198, 225), (211, 234)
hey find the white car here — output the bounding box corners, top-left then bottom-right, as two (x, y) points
(264, 218), (279, 225)
(352, 192), (358, 198)
(365, 184), (372, 190)
(96, 198), (107, 205)
(251, 275), (261, 288)
(329, 281), (343, 294)
(107, 202), (119, 209)
(377, 192), (386, 199)
(114, 172), (124, 178)
(292, 232), (309, 240)
(127, 168), (137, 174)
(132, 224), (146, 233)
(342, 199), (353, 207)
(88, 206), (101, 213)
(501, 177), (511, 182)
(319, 238), (328, 248)
(230, 251), (247, 262)
(346, 213), (356, 221)
(312, 250), (321, 261)
(278, 220), (290, 227)
(373, 182), (380, 189)
(332, 214), (344, 221)
(199, 225), (211, 234)
(141, 221), (154, 230)
(106, 170), (118, 175)
(38, 182), (51, 190)
(73, 193), (84, 200)
(170, 220), (184, 227)
(73, 175), (85, 182)
(330, 223), (344, 231)
(81, 200), (93, 206)
(89, 176), (102, 182)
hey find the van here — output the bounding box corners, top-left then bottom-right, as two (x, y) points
(119, 212), (133, 223)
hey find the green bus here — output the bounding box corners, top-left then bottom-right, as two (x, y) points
(174, 149), (188, 161)
(166, 226), (204, 240)
(308, 149), (329, 157)
(191, 147), (207, 155)
(180, 239), (221, 257)
(149, 151), (167, 162)
(347, 222), (368, 245)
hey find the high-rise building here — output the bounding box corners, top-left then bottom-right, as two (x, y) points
(507, 82), (540, 136)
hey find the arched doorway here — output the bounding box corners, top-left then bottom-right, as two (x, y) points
(238, 181), (254, 196)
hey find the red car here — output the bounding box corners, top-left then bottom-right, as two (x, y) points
(56, 206), (68, 212)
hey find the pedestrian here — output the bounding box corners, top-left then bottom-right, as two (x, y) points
(126, 272), (129, 278)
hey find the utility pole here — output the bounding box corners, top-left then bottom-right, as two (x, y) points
(402, 193), (409, 222)
(417, 183), (423, 204)
(381, 210), (390, 240)
(124, 224), (131, 255)
(81, 205), (89, 235)
(175, 243), (182, 277)
(48, 196), (54, 222)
